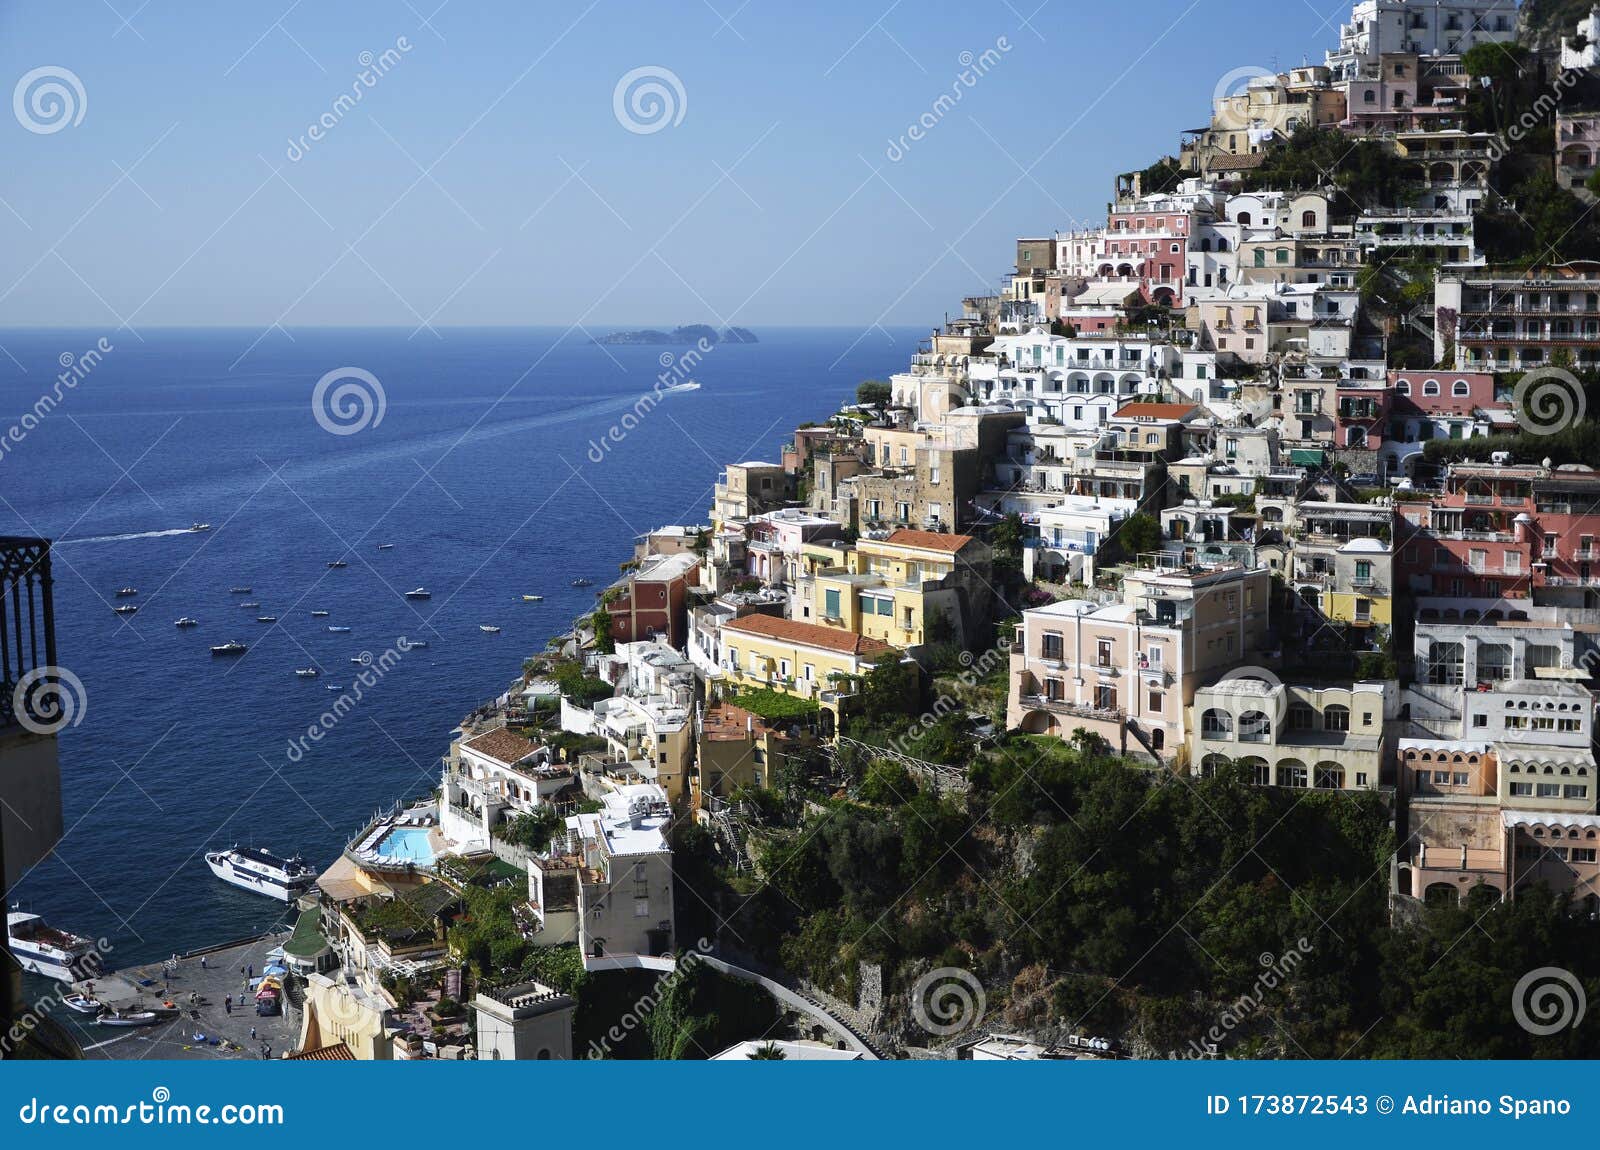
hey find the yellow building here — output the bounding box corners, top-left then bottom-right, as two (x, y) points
(719, 614), (900, 729)
(800, 529), (991, 651)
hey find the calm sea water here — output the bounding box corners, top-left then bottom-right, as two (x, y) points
(0, 325), (915, 970)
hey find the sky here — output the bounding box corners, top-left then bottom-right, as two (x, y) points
(0, 0), (1351, 330)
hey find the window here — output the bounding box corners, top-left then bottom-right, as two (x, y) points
(1423, 379), (1440, 396)
(1042, 631), (1064, 660)
(1148, 690), (1164, 714)
(802, 663), (814, 682)
(1094, 684), (1118, 711)
(1396, 379), (1410, 395)
(1096, 638), (1113, 667)
(1325, 705), (1350, 732)
(1201, 709), (1232, 738)
(824, 588), (841, 618)
(1452, 380), (1470, 396)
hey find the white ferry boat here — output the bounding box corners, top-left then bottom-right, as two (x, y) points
(203, 847), (316, 901)
(6, 910), (96, 981)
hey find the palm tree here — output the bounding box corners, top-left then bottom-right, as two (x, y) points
(746, 1041), (787, 1060)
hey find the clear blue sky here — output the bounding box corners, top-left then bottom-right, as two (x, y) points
(0, 0), (1346, 329)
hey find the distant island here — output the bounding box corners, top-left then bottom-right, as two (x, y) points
(592, 325), (758, 346)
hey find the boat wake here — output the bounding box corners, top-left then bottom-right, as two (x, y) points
(55, 527), (203, 547)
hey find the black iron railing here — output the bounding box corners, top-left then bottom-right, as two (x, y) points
(0, 536), (56, 731)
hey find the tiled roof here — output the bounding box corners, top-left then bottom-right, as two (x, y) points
(463, 727), (539, 766)
(287, 1042), (356, 1061)
(722, 614), (895, 657)
(1111, 402), (1198, 421)
(882, 528), (975, 553)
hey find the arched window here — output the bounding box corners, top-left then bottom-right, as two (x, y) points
(1396, 379), (1410, 395)
(1452, 380), (1470, 396)
(1237, 211), (1252, 226)
(1301, 210), (1317, 228)
(1201, 708), (1233, 738)
(1238, 710), (1271, 742)
(1423, 379), (1440, 396)
(1325, 704), (1350, 732)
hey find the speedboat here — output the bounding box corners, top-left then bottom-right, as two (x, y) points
(174, 617), (199, 628)
(479, 625), (501, 634)
(115, 587), (138, 597)
(239, 601), (260, 609)
(404, 587), (431, 599)
(405, 640), (428, 648)
(190, 522), (211, 532)
(324, 684), (342, 691)
(376, 543), (394, 550)
(326, 625), (352, 633)
(114, 604), (139, 615)
(62, 993), (102, 1014)
(210, 641), (248, 656)
(522, 594), (544, 602)
(571, 578), (594, 587)
(310, 610), (329, 617)
(229, 586), (252, 594)
(349, 656), (366, 664)
(327, 560), (348, 569)
(294, 668), (318, 678)
(97, 1010), (159, 1028)
(204, 846), (316, 900)
(7, 910), (97, 981)
(256, 615), (277, 623)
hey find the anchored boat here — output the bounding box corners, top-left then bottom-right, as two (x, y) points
(6, 910), (97, 981)
(204, 846), (316, 901)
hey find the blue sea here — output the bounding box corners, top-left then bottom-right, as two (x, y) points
(0, 325), (915, 971)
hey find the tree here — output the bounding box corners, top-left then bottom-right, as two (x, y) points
(591, 606), (615, 654)
(856, 380), (893, 406)
(747, 1041), (787, 1059)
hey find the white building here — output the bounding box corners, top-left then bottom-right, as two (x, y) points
(1325, 1), (1518, 80)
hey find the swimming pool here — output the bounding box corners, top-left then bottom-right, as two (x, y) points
(377, 825), (436, 864)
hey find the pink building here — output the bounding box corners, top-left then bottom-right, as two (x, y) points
(1102, 204), (1191, 308)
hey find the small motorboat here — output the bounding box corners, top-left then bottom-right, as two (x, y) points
(571, 578), (594, 588)
(404, 587), (431, 599)
(522, 594), (544, 602)
(376, 543), (394, 550)
(115, 587), (139, 597)
(210, 641), (248, 656)
(229, 586), (252, 594)
(405, 640), (428, 648)
(256, 615), (277, 623)
(62, 993), (102, 1014)
(174, 617), (199, 628)
(97, 1010), (159, 1028)
(324, 684), (342, 692)
(310, 610), (329, 617)
(295, 668), (318, 678)
(479, 625), (501, 634)
(239, 601), (260, 609)
(327, 560), (348, 569)
(326, 625), (352, 633)
(190, 522), (211, 532)
(349, 656), (366, 664)
(114, 604), (139, 615)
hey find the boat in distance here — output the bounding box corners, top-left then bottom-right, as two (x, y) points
(114, 604), (139, 615)
(238, 601), (260, 609)
(294, 667), (318, 678)
(7, 910), (97, 981)
(310, 610), (329, 617)
(326, 625), (352, 633)
(115, 587), (138, 597)
(479, 625), (501, 633)
(174, 616), (199, 627)
(404, 587), (431, 599)
(210, 641), (248, 656)
(571, 578), (594, 587)
(522, 594), (544, 601)
(204, 846), (316, 900)
(190, 522), (211, 532)
(229, 586), (252, 594)
(327, 559), (348, 569)
(97, 1010), (159, 1028)
(376, 543), (394, 550)
(256, 615), (277, 623)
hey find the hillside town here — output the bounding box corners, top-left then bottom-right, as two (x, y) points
(13, 0), (1600, 1063)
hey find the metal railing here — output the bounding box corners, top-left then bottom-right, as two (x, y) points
(0, 536), (56, 732)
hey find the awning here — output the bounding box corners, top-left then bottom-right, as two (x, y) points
(1289, 449), (1326, 466)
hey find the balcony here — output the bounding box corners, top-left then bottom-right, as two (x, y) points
(1020, 695), (1124, 724)
(0, 535), (64, 883)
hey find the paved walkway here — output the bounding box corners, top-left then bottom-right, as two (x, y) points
(59, 934), (300, 1061)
